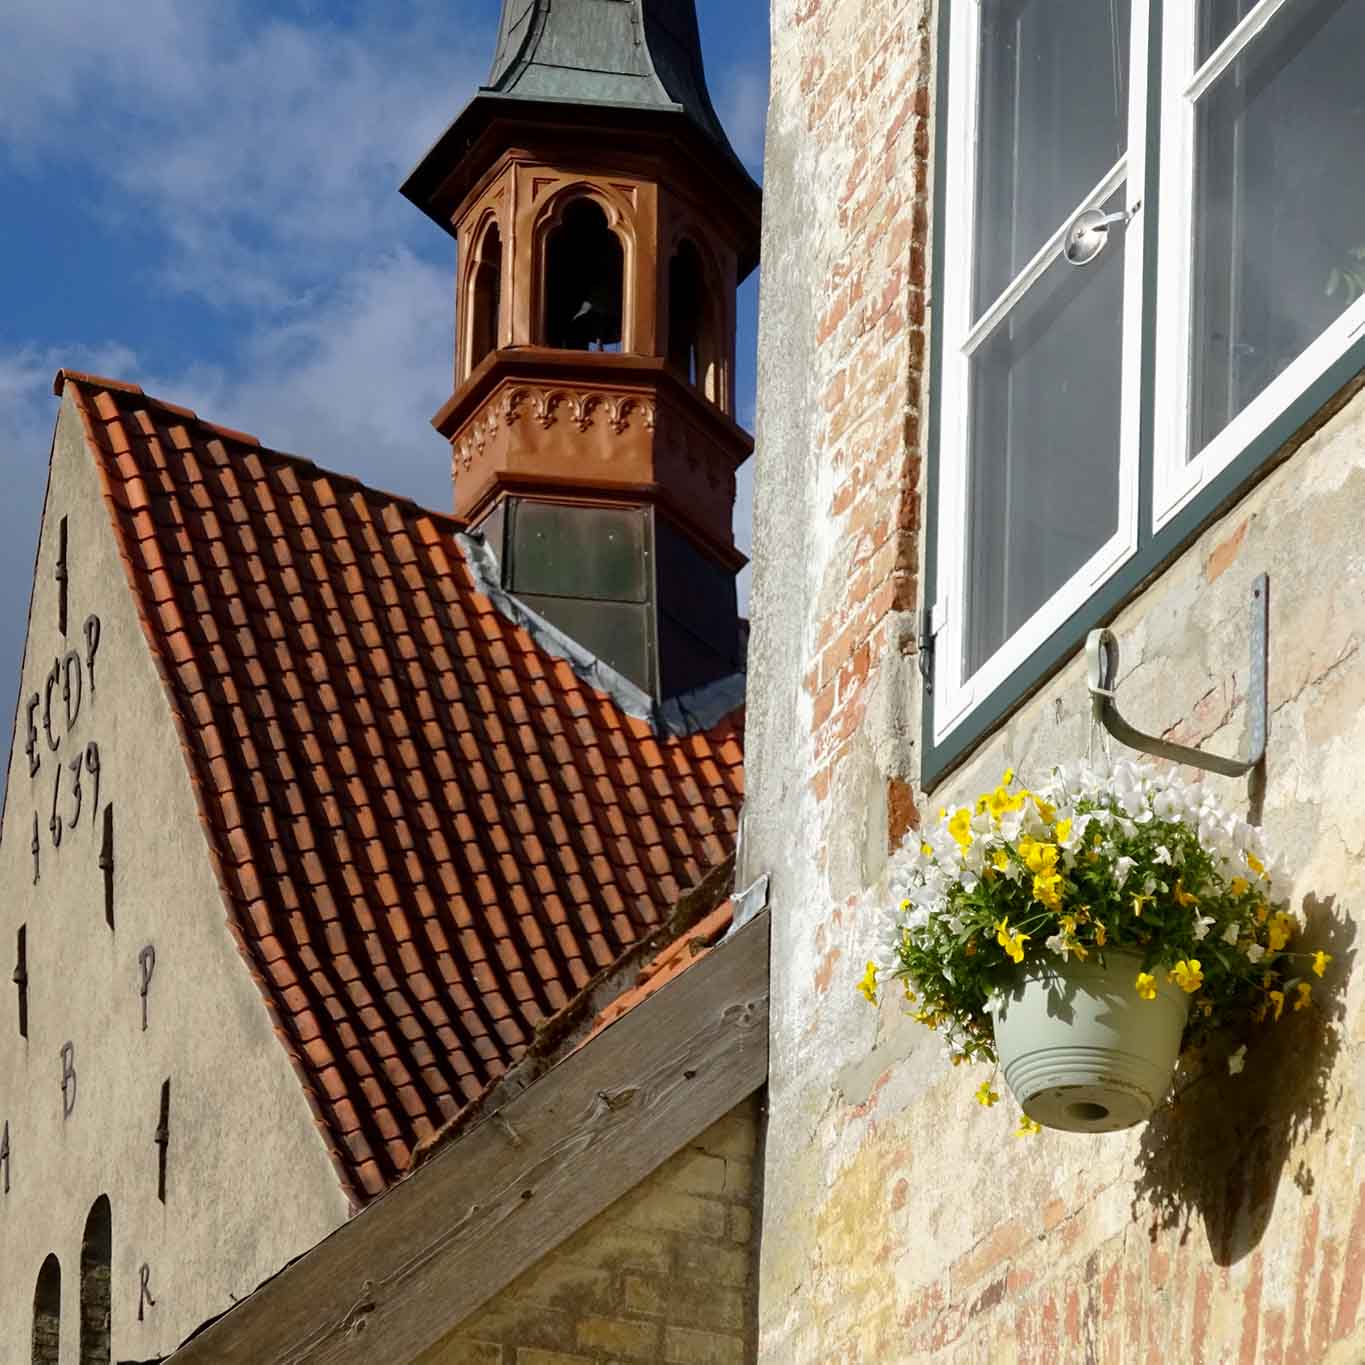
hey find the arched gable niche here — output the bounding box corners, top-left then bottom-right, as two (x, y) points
(80, 1195), (112, 1365)
(32, 1254), (60, 1365)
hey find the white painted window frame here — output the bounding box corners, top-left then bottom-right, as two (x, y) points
(1152, 0), (1365, 531)
(933, 0), (1150, 745)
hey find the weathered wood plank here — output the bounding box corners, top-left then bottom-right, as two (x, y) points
(168, 908), (770, 1364)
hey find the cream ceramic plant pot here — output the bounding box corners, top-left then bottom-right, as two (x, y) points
(992, 951), (1190, 1133)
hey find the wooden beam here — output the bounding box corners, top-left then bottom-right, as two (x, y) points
(166, 909), (769, 1365)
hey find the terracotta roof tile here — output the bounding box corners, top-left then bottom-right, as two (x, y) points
(59, 372), (744, 1207)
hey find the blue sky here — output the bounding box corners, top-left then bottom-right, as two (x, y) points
(0, 0), (768, 798)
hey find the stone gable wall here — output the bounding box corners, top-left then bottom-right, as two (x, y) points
(418, 1094), (762, 1365)
(0, 395), (349, 1361)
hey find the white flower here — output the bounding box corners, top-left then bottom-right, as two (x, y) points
(1192, 913), (1216, 941)
(1154, 845), (1173, 865)
(1227, 1045), (1247, 1076)
(1246, 943), (1265, 963)
(1113, 856), (1136, 889)
(1045, 932), (1070, 960)
(1221, 923), (1240, 945)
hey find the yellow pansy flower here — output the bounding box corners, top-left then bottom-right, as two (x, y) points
(1268, 912), (1293, 952)
(1269, 989), (1285, 1021)
(856, 960), (879, 1005)
(1135, 972), (1158, 1001)
(1032, 869), (1063, 912)
(1033, 795), (1057, 824)
(1313, 950), (1332, 978)
(948, 807), (974, 853)
(995, 917), (1030, 964)
(1131, 892), (1155, 918)
(1168, 959), (1204, 994)
(1247, 852), (1266, 878)
(993, 848), (1011, 872)
(1229, 877), (1250, 897)
(975, 1080), (1000, 1108)
(1173, 880), (1198, 908)
(1294, 982), (1312, 1011)
(1055, 818), (1073, 843)
(1020, 837), (1059, 874)
(1014, 1114), (1042, 1136)
(1094, 923), (1108, 947)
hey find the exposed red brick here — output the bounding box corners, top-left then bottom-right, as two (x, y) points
(1334, 1182), (1365, 1339)
(1288, 1198), (1321, 1361)
(60, 372), (745, 1206)
(1206, 517), (1250, 583)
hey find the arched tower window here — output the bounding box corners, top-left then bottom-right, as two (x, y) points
(544, 198), (624, 351)
(468, 221), (503, 374)
(80, 1196), (112, 1365)
(668, 238), (720, 396)
(32, 1254), (60, 1365)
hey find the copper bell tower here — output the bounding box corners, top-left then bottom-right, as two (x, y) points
(402, 0), (761, 701)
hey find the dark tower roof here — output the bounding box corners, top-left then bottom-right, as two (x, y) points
(401, 0), (760, 265)
(484, 0), (739, 162)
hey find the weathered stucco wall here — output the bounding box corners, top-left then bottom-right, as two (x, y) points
(0, 395), (350, 1360)
(745, 0), (1365, 1357)
(418, 1094), (762, 1365)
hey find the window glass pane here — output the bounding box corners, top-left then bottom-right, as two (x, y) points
(974, 0), (1130, 315)
(1189, 0), (1365, 454)
(1199, 0), (1256, 66)
(966, 195), (1126, 675)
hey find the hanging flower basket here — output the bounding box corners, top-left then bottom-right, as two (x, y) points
(858, 760), (1327, 1134)
(992, 949), (1189, 1132)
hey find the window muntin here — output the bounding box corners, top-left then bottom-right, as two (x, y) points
(1154, 0), (1365, 527)
(935, 0), (1147, 739)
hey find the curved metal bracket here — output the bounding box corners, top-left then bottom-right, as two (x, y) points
(1086, 574), (1268, 778)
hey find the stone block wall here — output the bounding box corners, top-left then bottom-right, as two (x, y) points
(744, 0), (1365, 1358)
(418, 1094), (762, 1365)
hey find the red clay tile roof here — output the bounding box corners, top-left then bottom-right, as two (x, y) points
(56, 370), (744, 1206)
(579, 899), (735, 1045)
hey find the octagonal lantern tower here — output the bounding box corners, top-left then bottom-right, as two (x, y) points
(402, 0), (762, 701)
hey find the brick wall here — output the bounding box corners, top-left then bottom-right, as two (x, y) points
(744, 0), (1365, 1358)
(417, 1094), (761, 1365)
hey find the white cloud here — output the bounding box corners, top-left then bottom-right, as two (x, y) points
(0, 1), (490, 307)
(716, 61), (770, 175)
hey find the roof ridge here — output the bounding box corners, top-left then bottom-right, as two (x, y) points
(53, 368), (469, 536)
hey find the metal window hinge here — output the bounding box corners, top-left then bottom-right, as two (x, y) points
(918, 602), (946, 691)
(1086, 574), (1268, 778)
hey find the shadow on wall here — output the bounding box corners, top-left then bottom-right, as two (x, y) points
(1130, 893), (1356, 1266)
